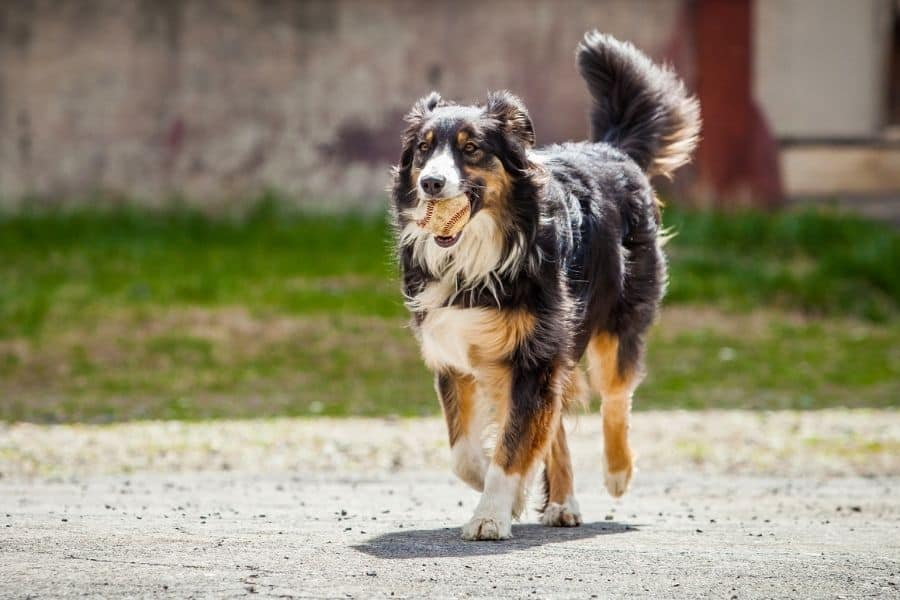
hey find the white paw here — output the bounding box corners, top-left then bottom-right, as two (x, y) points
(461, 515), (512, 541)
(461, 463), (518, 541)
(604, 466), (633, 498)
(540, 497), (582, 527)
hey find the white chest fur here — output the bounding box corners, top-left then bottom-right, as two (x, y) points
(419, 307), (484, 373)
(417, 303), (532, 375)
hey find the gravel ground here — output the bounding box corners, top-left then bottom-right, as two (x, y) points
(1, 411), (898, 598)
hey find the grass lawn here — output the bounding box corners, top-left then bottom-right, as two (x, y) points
(1, 202), (898, 422)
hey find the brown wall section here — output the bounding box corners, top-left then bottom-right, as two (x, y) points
(0, 0), (683, 210)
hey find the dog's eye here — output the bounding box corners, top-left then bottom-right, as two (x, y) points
(417, 142), (430, 153)
(463, 142), (478, 154)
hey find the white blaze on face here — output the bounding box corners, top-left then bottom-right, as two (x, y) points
(418, 144), (463, 199)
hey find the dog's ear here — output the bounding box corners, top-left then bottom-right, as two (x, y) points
(410, 91), (445, 119)
(402, 92), (444, 140)
(399, 91), (446, 167)
(485, 91), (535, 148)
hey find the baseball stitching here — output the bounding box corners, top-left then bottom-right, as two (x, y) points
(440, 204), (470, 236)
(416, 201), (436, 228)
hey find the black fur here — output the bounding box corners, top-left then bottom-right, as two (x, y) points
(578, 31), (701, 178)
(390, 32), (699, 474)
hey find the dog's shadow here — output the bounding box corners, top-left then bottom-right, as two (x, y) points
(353, 521), (637, 559)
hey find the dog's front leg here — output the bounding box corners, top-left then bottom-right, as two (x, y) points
(461, 362), (561, 541)
(436, 370), (487, 491)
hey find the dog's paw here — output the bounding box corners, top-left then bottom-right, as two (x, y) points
(540, 497), (582, 527)
(604, 464), (633, 498)
(461, 516), (512, 541)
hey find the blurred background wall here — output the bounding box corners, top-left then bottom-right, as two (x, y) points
(1, 0), (898, 215)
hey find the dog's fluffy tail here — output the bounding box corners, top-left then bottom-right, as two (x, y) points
(577, 31), (700, 178)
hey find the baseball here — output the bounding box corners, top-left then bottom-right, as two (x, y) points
(416, 195), (471, 238)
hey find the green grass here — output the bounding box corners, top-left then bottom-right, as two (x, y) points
(0, 202), (898, 422)
(0, 203), (400, 339)
(663, 208), (900, 321)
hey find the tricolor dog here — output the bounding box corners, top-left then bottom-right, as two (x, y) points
(390, 32), (700, 540)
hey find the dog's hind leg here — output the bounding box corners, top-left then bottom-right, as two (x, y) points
(587, 331), (644, 498)
(540, 419), (582, 526)
(436, 370), (488, 491)
(461, 361), (563, 541)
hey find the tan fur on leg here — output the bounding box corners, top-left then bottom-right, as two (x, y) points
(437, 371), (488, 491)
(561, 366), (589, 413)
(587, 332), (642, 498)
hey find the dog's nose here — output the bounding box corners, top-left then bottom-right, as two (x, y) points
(420, 174), (446, 196)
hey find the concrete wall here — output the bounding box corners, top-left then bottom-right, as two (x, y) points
(754, 0), (900, 204)
(754, 0), (894, 139)
(0, 0), (684, 210)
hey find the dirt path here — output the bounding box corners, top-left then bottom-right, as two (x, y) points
(1, 411), (898, 598)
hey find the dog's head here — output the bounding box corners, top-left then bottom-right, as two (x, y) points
(395, 92), (534, 240)
(392, 91), (539, 253)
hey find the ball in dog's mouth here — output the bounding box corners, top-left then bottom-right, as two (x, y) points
(416, 194), (471, 248)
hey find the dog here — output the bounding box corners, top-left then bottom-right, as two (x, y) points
(390, 31), (700, 540)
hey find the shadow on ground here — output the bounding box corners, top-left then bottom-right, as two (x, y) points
(354, 521), (638, 558)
